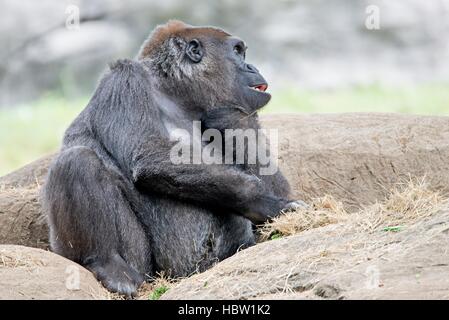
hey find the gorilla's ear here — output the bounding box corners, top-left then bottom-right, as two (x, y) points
(185, 39), (203, 63)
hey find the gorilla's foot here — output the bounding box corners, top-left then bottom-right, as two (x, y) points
(87, 253), (144, 297)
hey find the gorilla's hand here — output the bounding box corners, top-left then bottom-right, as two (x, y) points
(282, 200), (309, 212)
(242, 197), (309, 225)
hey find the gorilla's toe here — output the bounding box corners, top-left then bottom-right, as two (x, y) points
(87, 253), (144, 297)
(101, 276), (141, 298)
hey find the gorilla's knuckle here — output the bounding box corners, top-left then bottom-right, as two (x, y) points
(282, 200), (309, 213)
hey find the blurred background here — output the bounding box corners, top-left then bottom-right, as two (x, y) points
(1, 0), (449, 175)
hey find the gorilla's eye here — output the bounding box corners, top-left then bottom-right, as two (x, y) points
(233, 44), (245, 58)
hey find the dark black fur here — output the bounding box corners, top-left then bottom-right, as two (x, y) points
(42, 21), (302, 296)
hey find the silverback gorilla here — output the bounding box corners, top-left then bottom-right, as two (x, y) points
(42, 21), (305, 296)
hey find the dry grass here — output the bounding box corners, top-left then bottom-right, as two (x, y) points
(0, 250), (46, 268)
(259, 195), (349, 241)
(104, 272), (178, 300)
(260, 177), (447, 241)
(353, 177), (447, 233)
(137, 272), (179, 300)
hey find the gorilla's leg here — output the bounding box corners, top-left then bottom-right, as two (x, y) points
(43, 146), (151, 296)
(142, 197), (255, 277)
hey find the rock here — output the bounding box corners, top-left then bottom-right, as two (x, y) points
(2, 113), (449, 248)
(0, 245), (108, 299)
(0, 154), (53, 188)
(161, 205), (449, 300)
(0, 155), (53, 249)
(0, 187), (48, 249)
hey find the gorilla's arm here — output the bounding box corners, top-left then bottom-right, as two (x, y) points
(87, 59), (290, 223)
(201, 106), (296, 205)
(131, 136), (293, 222)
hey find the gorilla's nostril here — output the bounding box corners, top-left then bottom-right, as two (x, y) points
(246, 64), (258, 73)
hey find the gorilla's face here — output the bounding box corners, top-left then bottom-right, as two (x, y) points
(225, 37), (271, 111)
(183, 33), (271, 112)
(142, 22), (272, 113)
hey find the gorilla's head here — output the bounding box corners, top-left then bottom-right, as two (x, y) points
(138, 20), (271, 113)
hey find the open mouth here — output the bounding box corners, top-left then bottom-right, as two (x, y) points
(250, 83), (268, 92)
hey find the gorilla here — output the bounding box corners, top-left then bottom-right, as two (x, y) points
(42, 20), (305, 296)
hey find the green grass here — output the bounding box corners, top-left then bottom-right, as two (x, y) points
(264, 83), (449, 114)
(0, 83), (448, 176)
(0, 94), (87, 176)
(149, 285), (169, 300)
(270, 232), (282, 240)
(382, 225), (404, 232)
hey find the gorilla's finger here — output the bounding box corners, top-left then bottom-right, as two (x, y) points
(282, 200), (310, 212)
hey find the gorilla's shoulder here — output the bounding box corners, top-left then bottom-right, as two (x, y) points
(108, 59), (138, 70)
(107, 59), (149, 77)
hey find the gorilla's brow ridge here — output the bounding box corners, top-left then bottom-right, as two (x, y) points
(138, 20), (230, 59)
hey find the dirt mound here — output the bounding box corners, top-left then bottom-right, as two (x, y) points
(2, 113), (449, 249)
(0, 245), (108, 299)
(261, 113), (449, 210)
(1, 113), (449, 300)
(162, 181), (449, 299)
